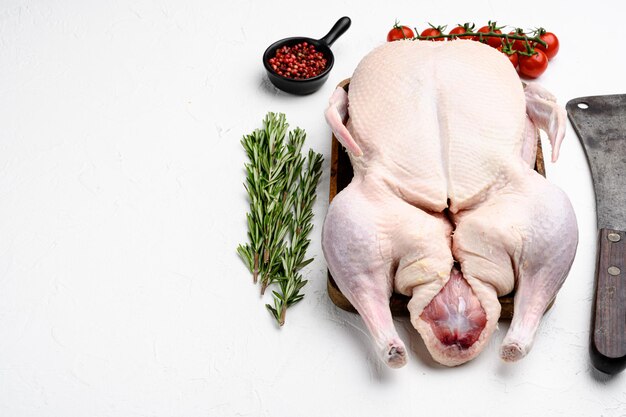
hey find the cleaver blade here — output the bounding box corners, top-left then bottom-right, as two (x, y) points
(567, 94), (626, 375)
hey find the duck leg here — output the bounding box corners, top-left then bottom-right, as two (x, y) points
(452, 168), (578, 362)
(322, 178), (453, 368)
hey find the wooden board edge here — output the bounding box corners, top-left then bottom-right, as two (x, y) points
(535, 134), (546, 177)
(328, 79), (350, 204)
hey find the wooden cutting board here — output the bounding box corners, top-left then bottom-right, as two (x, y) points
(326, 79), (547, 320)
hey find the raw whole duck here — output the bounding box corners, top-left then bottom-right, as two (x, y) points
(322, 40), (578, 367)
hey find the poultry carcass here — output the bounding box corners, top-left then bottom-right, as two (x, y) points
(322, 40), (578, 367)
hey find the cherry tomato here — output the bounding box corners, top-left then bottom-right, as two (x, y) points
(518, 49), (549, 78)
(507, 29), (529, 52)
(449, 24), (473, 40)
(475, 24), (502, 48)
(420, 27), (445, 41)
(497, 45), (519, 68)
(535, 30), (559, 60)
(387, 24), (414, 42)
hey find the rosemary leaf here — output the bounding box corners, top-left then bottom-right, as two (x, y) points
(296, 257), (314, 270)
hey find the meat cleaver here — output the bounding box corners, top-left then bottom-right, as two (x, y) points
(567, 95), (626, 375)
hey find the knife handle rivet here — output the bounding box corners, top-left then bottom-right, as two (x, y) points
(607, 233), (621, 242)
(608, 266), (621, 276)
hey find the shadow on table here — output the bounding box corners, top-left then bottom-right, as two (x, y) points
(588, 359), (624, 383)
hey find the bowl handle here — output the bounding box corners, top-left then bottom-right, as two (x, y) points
(319, 17), (351, 47)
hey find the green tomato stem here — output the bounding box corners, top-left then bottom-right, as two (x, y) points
(412, 31), (547, 48)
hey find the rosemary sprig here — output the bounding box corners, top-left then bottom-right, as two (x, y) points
(237, 112), (324, 327)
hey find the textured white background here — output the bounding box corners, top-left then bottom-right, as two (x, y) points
(1, 0), (625, 416)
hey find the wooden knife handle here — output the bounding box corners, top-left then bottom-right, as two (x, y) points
(590, 228), (626, 374)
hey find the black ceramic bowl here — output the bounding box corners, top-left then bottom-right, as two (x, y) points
(262, 17), (351, 95)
